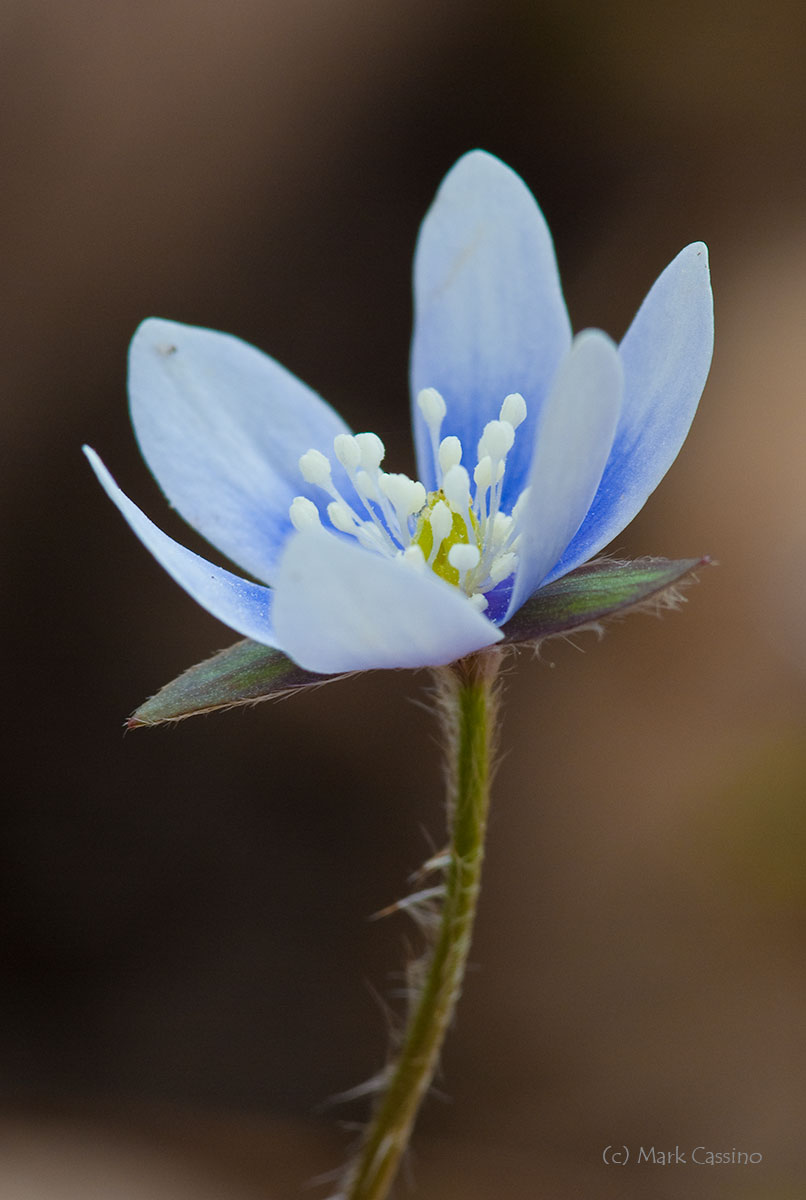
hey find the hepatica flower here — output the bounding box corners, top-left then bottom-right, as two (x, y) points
(84, 151), (712, 678)
(86, 152), (714, 1200)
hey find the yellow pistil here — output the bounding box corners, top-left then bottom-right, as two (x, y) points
(413, 490), (481, 588)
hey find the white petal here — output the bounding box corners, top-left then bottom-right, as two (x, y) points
(273, 530), (502, 673)
(129, 318), (352, 584)
(504, 331), (622, 619)
(547, 242), (713, 580)
(84, 447), (278, 646)
(410, 151), (572, 506)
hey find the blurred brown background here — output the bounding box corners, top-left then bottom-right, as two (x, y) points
(1, 0), (805, 1196)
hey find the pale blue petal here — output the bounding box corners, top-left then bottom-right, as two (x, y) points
(129, 318), (352, 585)
(546, 243), (713, 581)
(410, 151), (572, 506)
(273, 530), (502, 673)
(84, 447), (279, 646)
(505, 332), (622, 619)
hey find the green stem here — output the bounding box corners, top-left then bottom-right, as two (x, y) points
(341, 646), (502, 1200)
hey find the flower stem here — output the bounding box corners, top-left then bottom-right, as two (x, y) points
(341, 646), (502, 1200)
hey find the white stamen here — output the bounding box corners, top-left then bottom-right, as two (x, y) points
(448, 543), (481, 573)
(354, 469), (379, 502)
(418, 387), (448, 484)
(442, 464), (471, 514)
(467, 592), (489, 612)
(333, 433), (362, 472)
(355, 432), (385, 471)
(473, 455), (494, 493)
(299, 449), (332, 488)
(492, 511), (515, 543)
(438, 436), (462, 476)
(489, 551), (517, 585)
(429, 499), (453, 546)
(379, 473), (426, 516)
(402, 544), (426, 568)
(417, 387), (447, 430)
(327, 500), (358, 533)
(379, 473), (426, 544)
(354, 523), (390, 553)
(478, 419), (515, 462)
(289, 496), (321, 532)
(500, 392), (527, 428)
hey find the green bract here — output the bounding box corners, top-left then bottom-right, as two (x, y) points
(129, 557), (709, 726)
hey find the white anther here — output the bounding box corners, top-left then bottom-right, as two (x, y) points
(429, 500), (454, 545)
(442, 464), (471, 513)
(473, 456), (494, 492)
(417, 387), (447, 430)
(478, 419), (515, 462)
(467, 592), (489, 613)
(354, 523), (390, 553)
(438, 436), (462, 475)
(355, 432), (385, 471)
(379, 473), (426, 545)
(327, 500), (358, 533)
(289, 496), (321, 532)
(500, 392), (527, 428)
(333, 434), (362, 472)
(353, 470), (379, 502)
(299, 448), (332, 487)
(379, 473), (426, 516)
(402, 544), (427, 569)
(492, 511), (514, 543)
(448, 543), (481, 573)
(489, 551), (518, 585)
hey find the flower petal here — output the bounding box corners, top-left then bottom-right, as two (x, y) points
(410, 150), (572, 506)
(128, 318), (352, 584)
(504, 331), (622, 620)
(273, 529), (503, 673)
(84, 447), (279, 646)
(546, 242), (713, 581)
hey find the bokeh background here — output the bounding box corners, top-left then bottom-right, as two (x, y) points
(2, 1), (805, 1196)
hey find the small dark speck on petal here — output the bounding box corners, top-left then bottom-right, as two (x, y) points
(156, 343), (178, 356)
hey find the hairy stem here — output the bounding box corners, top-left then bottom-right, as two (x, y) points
(341, 646), (502, 1200)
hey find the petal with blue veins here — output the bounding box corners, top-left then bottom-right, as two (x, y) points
(273, 529), (503, 673)
(129, 318), (352, 585)
(410, 151), (572, 507)
(505, 331), (622, 619)
(84, 447), (279, 646)
(546, 242), (713, 581)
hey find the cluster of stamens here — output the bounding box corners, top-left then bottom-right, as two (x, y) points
(289, 388), (530, 613)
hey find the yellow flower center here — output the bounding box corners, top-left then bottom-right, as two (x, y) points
(289, 387), (531, 614)
(412, 490), (481, 587)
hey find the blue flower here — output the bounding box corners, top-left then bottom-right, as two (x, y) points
(85, 151), (713, 674)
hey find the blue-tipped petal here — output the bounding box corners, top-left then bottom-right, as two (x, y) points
(129, 319), (352, 585)
(273, 530), (502, 673)
(410, 151), (572, 506)
(505, 331), (622, 619)
(84, 447), (279, 646)
(546, 242), (713, 581)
